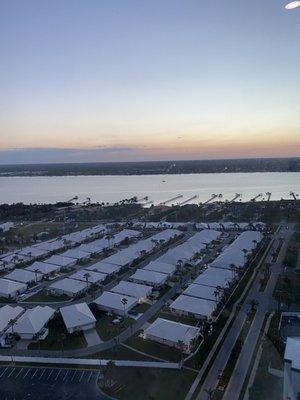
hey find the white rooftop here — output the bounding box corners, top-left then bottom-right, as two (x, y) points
(130, 269), (168, 285)
(0, 305), (24, 333)
(5, 269), (42, 284)
(194, 267), (234, 288)
(110, 280), (152, 299)
(94, 291), (137, 312)
(45, 255), (76, 268)
(9, 306), (55, 336)
(0, 279), (27, 296)
(143, 261), (176, 275)
(284, 337), (300, 371)
(170, 295), (216, 319)
(86, 261), (121, 275)
(60, 248), (91, 260)
(183, 283), (217, 301)
(60, 303), (96, 331)
(35, 240), (65, 252)
(49, 278), (87, 295)
(17, 246), (49, 258)
(144, 317), (200, 346)
(26, 261), (61, 275)
(69, 270), (107, 284)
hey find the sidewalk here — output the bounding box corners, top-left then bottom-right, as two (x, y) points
(0, 355), (179, 369)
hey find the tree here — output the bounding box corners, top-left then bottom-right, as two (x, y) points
(33, 268), (39, 283)
(60, 332), (66, 354)
(177, 339), (185, 362)
(204, 388), (216, 400)
(121, 297), (128, 317)
(102, 360), (116, 387)
(249, 299), (259, 312)
(242, 248), (248, 265)
(83, 272), (91, 290)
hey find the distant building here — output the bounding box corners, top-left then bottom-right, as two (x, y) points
(143, 318), (201, 353)
(93, 292), (137, 316)
(8, 306), (55, 340)
(60, 303), (96, 334)
(0, 279), (27, 299)
(0, 222), (14, 233)
(49, 278), (87, 297)
(284, 337), (300, 400)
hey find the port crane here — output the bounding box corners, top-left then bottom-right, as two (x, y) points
(250, 193), (263, 202)
(158, 195), (183, 206)
(228, 193), (241, 203)
(290, 191), (298, 201)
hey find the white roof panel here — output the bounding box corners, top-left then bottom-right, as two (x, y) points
(49, 278), (87, 294)
(143, 261), (176, 275)
(110, 281), (152, 299)
(60, 303), (96, 330)
(145, 318), (200, 345)
(0, 279), (27, 295)
(9, 306), (55, 336)
(170, 295), (216, 318)
(130, 269), (168, 285)
(183, 283), (217, 301)
(45, 255), (76, 268)
(4, 269), (42, 284)
(26, 261), (61, 275)
(69, 270), (107, 283)
(86, 261), (121, 275)
(0, 305), (24, 332)
(94, 291), (137, 312)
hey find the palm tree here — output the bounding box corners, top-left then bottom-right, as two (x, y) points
(204, 388), (216, 400)
(60, 332), (66, 354)
(83, 272), (91, 290)
(121, 297), (128, 317)
(33, 268), (39, 283)
(229, 263), (237, 279)
(177, 339), (185, 363)
(102, 360), (116, 387)
(249, 299), (259, 312)
(242, 248), (248, 265)
(9, 317), (17, 334)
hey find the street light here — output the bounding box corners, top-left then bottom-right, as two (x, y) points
(285, 1), (300, 9)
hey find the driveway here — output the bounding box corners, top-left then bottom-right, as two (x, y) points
(84, 329), (102, 346)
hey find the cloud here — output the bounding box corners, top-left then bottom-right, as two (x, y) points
(0, 146), (142, 164)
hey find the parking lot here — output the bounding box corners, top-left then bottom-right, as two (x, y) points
(0, 365), (107, 399)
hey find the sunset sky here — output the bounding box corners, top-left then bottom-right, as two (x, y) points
(0, 0), (299, 164)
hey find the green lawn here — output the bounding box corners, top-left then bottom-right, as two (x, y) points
(100, 367), (196, 400)
(88, 344), (153, 361)
(155, 311), (198, 327)
(273, 271), (300, 305)
(247, 314), (283, 400)
(284, 231), (300, 268)
(134, 303), (151, 313)
(125, 336), (182, 362)
(24, 290), (70, 303)
(28, 318), (87, 351)
(95, 313), (134, 341)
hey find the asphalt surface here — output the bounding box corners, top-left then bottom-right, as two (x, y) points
(194, 225), (292, 400)
(222, 224), (293, 400)
(0, 365), (108, 399)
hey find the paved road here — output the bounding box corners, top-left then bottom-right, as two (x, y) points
(0, 365), (107, 399)
(188, 233), (275, 400)
(222, 225), (293, 400)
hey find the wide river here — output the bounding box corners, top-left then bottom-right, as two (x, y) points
(0, 172), (299, 205)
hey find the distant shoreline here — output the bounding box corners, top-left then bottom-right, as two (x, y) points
(0, 157), (299, 177)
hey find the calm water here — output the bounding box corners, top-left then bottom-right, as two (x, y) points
(0, 172), (299, 204)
